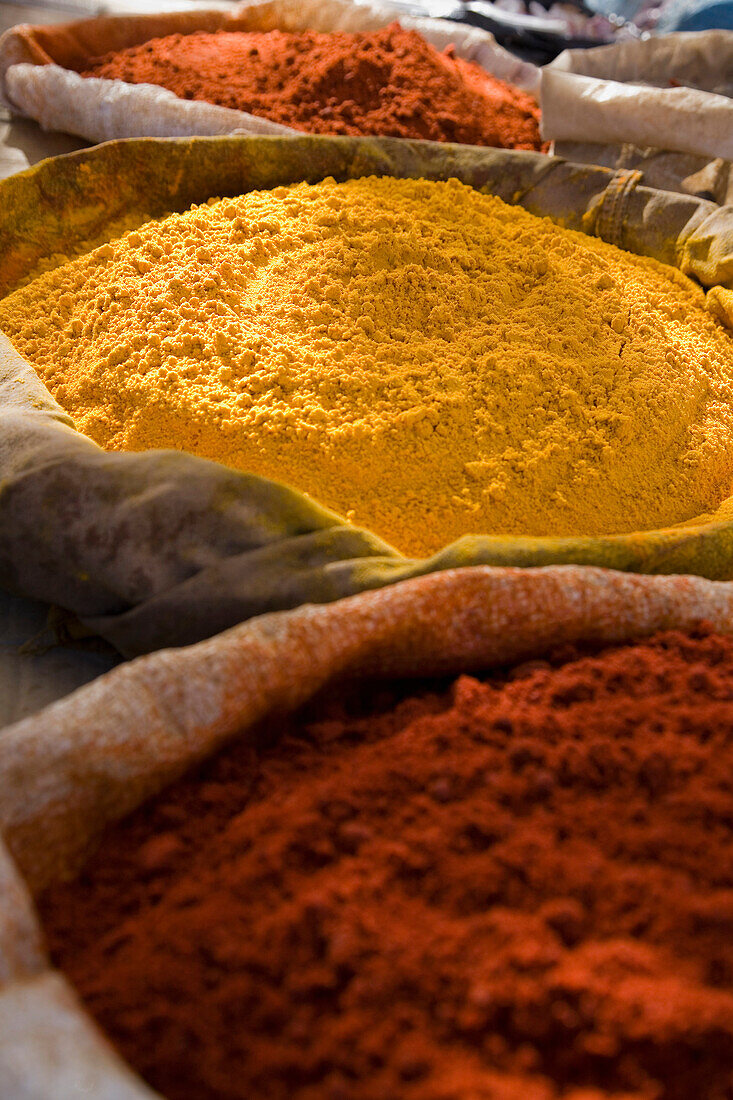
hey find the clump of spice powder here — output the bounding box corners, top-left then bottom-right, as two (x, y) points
(40, 627), (733, 1100)
(80, 23), (543, 149)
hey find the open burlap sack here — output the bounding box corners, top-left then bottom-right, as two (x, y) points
(1, 562), (733, 1097)
(542, 31), (733, 170)
(4, 134), (733, 658)
(0, 0), (538, 144)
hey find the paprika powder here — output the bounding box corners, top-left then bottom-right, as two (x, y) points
(79, 23), (543, 150)
(40, 626), (733, 1100)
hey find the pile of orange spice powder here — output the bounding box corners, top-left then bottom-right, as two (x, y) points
(40, 627), (733, 1100)
(80, 23), (544, 149)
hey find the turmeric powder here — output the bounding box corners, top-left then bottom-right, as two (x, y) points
(3, 175), (733, 557)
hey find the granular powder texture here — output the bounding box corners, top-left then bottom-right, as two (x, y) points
(80, 24), (543, 149)
(40, 627), (733, 1100)
(4, 176), (733, 555)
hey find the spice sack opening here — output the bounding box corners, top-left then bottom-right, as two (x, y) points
(0, 0), (539, 146)
(2, 564), (733, 1099)
(4, 134), (733, 657)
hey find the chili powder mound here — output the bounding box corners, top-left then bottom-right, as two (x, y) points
(80, 23), (543, 150)
(40, 628), (733, 1100)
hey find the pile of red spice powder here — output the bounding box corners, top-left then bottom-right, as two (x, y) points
(80, 23), (544, 150)
(40, 627), (733, 1100)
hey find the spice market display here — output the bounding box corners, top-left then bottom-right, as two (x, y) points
(2, 3), (733, 1099)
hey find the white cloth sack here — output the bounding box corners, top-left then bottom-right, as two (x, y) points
(0, 0), (539, 144)
(5, 65), (297, 141)
(541, 31), (733, 162)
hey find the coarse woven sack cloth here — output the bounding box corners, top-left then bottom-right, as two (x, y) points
(542, 31), (733, 164)
(5, 135), (733, 658)
(0, 0), (538, 144)
(553, 141), (733, 206)
(1, 562), (733, 1097)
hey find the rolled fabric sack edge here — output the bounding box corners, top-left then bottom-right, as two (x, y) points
(540, 68), (733, 163)
(4, 562), (733, 894)
(4, 63), (299, 143)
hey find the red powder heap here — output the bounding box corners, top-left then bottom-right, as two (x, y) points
(80, 23), (543, 150)
(41, 628), (733, 1100)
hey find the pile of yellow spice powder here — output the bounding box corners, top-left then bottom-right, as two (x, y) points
(3, 175), (733, 557)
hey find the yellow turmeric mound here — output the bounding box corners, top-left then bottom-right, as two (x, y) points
(3, 175), (733, 556)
